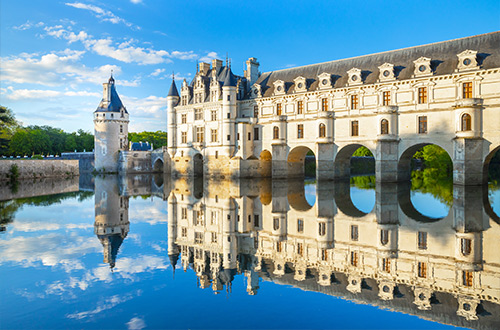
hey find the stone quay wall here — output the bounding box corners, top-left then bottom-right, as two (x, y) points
(0, 176), (80, 201)
(61, 152), (95, 173)
(0, 159), (79, 182)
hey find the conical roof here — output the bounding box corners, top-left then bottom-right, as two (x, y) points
(223, 67), (237, 87)
(167, 79), (179, 97)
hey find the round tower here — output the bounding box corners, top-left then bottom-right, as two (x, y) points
(222, 67), (237, 157)
(167, 77), (179, 158)
(94, 75), (129, 172)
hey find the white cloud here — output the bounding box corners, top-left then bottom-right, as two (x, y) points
(67, 291), (142, 320)
(199, 51), (219, 62)
(2, 87), (101, 101)
(13, 21), (45, 30)
(0, 50), (139, 87)
(130, 0), (143, 4)
(170, 50), (197, 60)
(85, 38), (170, 65)
(149, 68), (165, 77)
(127, 317), (146, 330)
(65, 2), (137, 29)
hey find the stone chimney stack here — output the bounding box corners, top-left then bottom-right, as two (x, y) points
(244, 57), (260, 86)
(199, 62), (211, 76)
(212, 59), (223, 73)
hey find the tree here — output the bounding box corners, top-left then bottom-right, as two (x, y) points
(128, 131), (167, 149)
(0, 105), (19, 155)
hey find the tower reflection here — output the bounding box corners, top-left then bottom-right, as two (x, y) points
(167, 178), (500, 328)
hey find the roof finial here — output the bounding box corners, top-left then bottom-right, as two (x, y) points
(196, 60), (199, 74)
(229, 58), (231, 69)
(172, 71), (175, 81)
(225, 53), (228, 67)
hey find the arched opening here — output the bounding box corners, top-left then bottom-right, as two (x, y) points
(287, 179), (315, 211)
(259, 150), (272, 177)
(273, 126), (279, 140)
(153, 158), (163, 173)
(398, 144), (453, 219)
(398, 182), (448, 222)
(318, 123), (326, 138)
(484, 147), (500, 219)
(461, 113), (472, 131)
(193, 153), (204, 177)
(287, 146), (316, 178)
(380, 119), (389, 135)
(334, 144), (375, 180)
(334, 180), (373, 216)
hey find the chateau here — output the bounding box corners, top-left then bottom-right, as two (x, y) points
(166, 32), (500, 184)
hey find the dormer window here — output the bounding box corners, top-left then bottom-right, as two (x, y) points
(318, 72), (332, 89)
(347, 68), (362, 86)
(293, 76), (307, 93)
(273, 80), (286, 95)
(251, 84), (262, 98)
(413, 57), (433, 77)
(457, 50), (479, 71)
(378, 63), (395, 81)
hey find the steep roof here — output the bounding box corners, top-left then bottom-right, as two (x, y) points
(95, 78), (128, 113)
(223, 67), (237, 87)
(254, 32), (500, 98)
(167, 79), (179, 97)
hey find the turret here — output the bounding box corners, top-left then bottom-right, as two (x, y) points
(222, 67), (237, 156)
(167, 77), (180, 158)
(244, 57), (260, 86)
(167, 192), (180, 277)
(94, 75), (129, 172)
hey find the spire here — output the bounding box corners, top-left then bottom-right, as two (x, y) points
(167, 76), (179, 97)
(223, 66), (237, 87)
(108, 70), (115, 84)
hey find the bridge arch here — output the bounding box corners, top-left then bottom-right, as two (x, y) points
(287, 146), (316, 178)
(287, 180), (315, 211)
(259, 150), (272, 177)
(193, 153), (204, 177)
(397, 142), (452, 182)
(153, 158), (164, 173)
(397, 182), (450, 222)
(483, 145), (500, 183)
(334, 143), (375, 180)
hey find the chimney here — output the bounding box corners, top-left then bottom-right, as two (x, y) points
(212, 59), (223, 73)
(199, 62), (211, 76)
(245, 57), (260, 86)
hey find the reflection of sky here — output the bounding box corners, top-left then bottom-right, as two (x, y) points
(0, 189), (463, 330)
(350, 187), (375, 214)
(304, 181), (316, 207)
(411, 192), (450, 219)
(490, 184), (500, 217)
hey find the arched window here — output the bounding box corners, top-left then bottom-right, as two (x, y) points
(273, 126), (279, 139)
(319, 123), (326, 137)
(380, 119), (389, 135)
(461, 113), (471, 131)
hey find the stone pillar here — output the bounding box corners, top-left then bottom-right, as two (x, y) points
(271, 143), (288, 179)
(375, 139), (399, 182)
(376, 182), (399, 258)
(316, 143), (335, 180)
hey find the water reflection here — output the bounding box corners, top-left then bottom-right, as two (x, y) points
(165, 176), (500, 328)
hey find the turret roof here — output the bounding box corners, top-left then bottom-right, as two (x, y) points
(95, 76), (128, 113)
(167, 79), (179, 97)
(222, 67), (237, 87)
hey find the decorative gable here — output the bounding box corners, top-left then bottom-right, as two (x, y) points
(456, 50), (479, 72)
(413, 57), (433, 77)
(318, 72), (332, 90)
(378, 63), (395, 81)
(251, 83), (262, 98)
(273, 79), (286, 95)
(293, 76), (307, 93)
(347, 68), (363, 86)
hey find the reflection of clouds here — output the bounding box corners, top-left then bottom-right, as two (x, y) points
(67, 290), (142, 320)
(0, 233), (100, 271)
(127, 317), (146, 330)
(10, 221), (93, 232)
(128, 200), (167, 225)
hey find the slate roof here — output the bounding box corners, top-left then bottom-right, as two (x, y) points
(95, 76), (128, 113)
(167, 79), (179, 97)
(131, 142), (152, 151)
(254, 32), (500, 98)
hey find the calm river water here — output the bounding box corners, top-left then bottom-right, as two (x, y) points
(0, 174), (499, 330)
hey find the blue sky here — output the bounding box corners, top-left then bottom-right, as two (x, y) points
(1, 0), (499, 133)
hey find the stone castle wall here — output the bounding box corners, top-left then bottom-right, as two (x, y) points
(61, 152), (95, 173)
(0, 159), (79, 182)
(0, 176), (79, 201)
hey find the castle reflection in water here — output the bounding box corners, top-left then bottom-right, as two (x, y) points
(93, 175), (500, 329)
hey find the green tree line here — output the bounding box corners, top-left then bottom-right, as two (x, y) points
(128, 131), (167, 149)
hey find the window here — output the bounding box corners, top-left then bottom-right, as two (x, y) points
(181, 114), (187, 124)
(254, 105), (259, 117)
(461, 113), (472, 131)
(417, 262), (427, 278)
(181, 227), (187, 237)
(319, 123), (326, 138)
(463, 271), (473, 287)
(321, 249), (328, 261)
(351, 251), (358, 266)
(382, 91), (391, 106)
(120, 125), (123, 133)
(196, 127), (204, 143)
(254, 215), (259, 227)
(297, 124), (304, 139)
(297, 243), (303, 256)
(181, 207), (187, 219)
(194, 108), (203, 120)
(382, 258), (391, 273)
(461, 238), (472, 256)
(380, 119), (389, 135)
(351, 120), (359, 137)
(418, 87), (427, 104)
(297, 219), (304, 233)
(253, 127), (259, 140)
(211, 232), (217, 243)
(380, 229), (389, 246)
(227, 95), (230, 101)
(276, 103), (282, 115)
(194, 232), (203, 244)
(463, 82), (472, 98)
(318, 222), (326, 236)
(195, 210), (204, 226)
(418, 116), (427, 134)
(181, 132), (187, 144)
(297, 101), (303, 114)
(351, 95), (358, 110)
(418, 231), (427, 250)
(211, 211), (217, 225)
(273, 126), (279, 139)
(211, 129), (218, 143)
(351, 225), (359, 241)
(181, 95), (187, 105)
(276, 242), (282, 252)
(211, 110), (217, 121)
(321, 98), (328, 111)
(273, 217), (280, 230)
